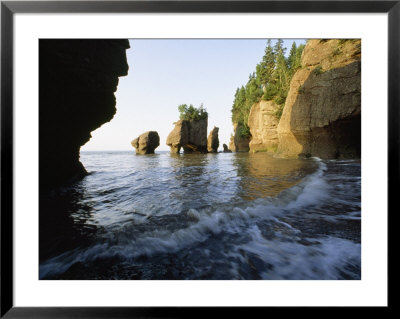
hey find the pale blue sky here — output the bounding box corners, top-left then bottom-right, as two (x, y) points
(82, 39), (306, 152)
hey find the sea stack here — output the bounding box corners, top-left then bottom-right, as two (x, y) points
(223, 144), (232, 153)
(207, 126), (219, 153)
(166, 119), (208, 154)
(131, 131), (160, 154)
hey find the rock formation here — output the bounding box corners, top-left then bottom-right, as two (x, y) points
(166, 120), (189, 153)
(207, 126), (219, 153)
(248, 100), (280, 153)
(223, 144), (232, 153)
(276, 39), (361, 159)
(39, 39), (130, 186)
(166, 119), (208, 153)
(131, 131), (160, 154)
(229, 123), (250, 152)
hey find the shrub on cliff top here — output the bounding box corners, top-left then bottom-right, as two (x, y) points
(178, 103), (208, 121)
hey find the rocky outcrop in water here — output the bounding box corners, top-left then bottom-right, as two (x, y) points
(131, 131), (160, 154)
(207, 126), (219, 153)
(166, 120), (188, 153)
(223, 144), (232, 153)
(277, 39), (361, 159)
(229, 123), (250, 152)
(40, 39), (130, 186)
(248, 100), (280, 153)
(166, 119), (208, 153)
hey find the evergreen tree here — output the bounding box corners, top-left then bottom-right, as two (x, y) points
(231, 39), (307, 137)
(232, 86), (246, 123)
(264, 39), (286, 102)
(273, 39), (285, 57)
(273, 47), (290, 105)
(295, 44), (305, 69)
(288, 42), (298, 75)
(256, 39), (275, 87)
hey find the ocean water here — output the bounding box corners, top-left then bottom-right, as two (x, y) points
(39, 151), (361, 280)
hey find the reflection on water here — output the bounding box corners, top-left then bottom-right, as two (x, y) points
(233, 153), (316, 200)
(39, 151), (360, 280)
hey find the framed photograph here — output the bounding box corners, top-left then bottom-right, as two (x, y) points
(1, 0), (396, 317)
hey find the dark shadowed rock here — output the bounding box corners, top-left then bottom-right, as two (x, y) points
(207, 126), (219, 153)
(166, 119), (208, 153)
(131, 131), (160, 154)
(223, 144), (232, 153)
(40, 39), (130, 187)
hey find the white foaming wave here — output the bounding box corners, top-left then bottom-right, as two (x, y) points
(317, 210), (361, 222)
(40, 208), (242, 278)
(40, 160), (332, 278)
(285, 160), (329, 209)
(229, 224), (361, 279)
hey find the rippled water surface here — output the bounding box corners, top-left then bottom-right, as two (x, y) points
(39, 151), (361, 280)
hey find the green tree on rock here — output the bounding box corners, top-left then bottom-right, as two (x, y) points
(178, 103), (208, 121)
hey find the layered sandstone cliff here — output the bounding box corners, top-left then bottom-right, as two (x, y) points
(276, 39), (361, 159)
(40, 40), (130, 186)
(248, 100), (280, 153)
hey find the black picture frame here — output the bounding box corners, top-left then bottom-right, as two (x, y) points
(1, 0), (396, 317)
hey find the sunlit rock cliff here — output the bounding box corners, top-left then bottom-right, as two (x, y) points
(40, 39), (130, 186)
(166, 119), (208, 153)
(248, 100), (280, 153)
(276, 39), (361, 158)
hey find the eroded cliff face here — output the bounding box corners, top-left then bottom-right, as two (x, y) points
(277, 39), (361, 159)
(166, 119), (208, 153)
(248, 100), (280, 153)
(40, 40), (130, 186)
(229, 123), (250, 152)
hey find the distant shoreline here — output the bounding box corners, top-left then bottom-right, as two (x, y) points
(81, 150), (171, 153)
